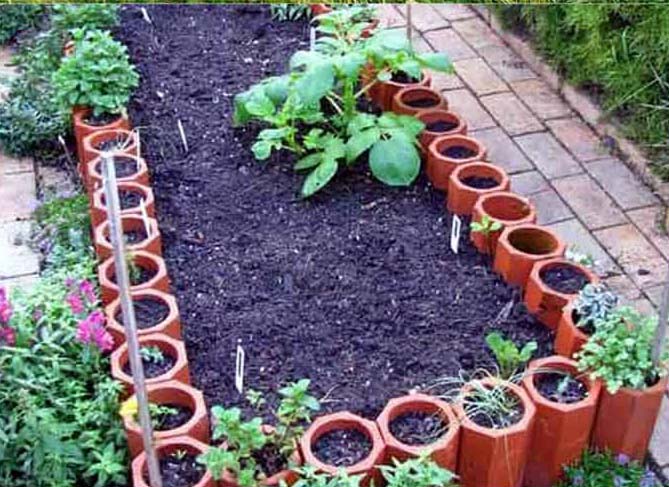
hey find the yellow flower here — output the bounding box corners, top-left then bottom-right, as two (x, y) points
(119, 397), (138, 418)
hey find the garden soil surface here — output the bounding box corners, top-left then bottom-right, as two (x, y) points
(118, 5), (553, 418)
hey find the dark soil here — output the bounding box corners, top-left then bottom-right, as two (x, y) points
(124, 352), (176, 378)
(391, 71), (421, 84)
(154, 404), (193, 431)
(535, 372), (588, 404)
(94, 156), (138, 178)
(118, 5), (552, 418)
(426, 120), (458, 133)
(253, 443), (288, 478)
(116, 296), (170, 329)
(123, 228), (148, 245)
(389, 411), (447, 445)
(441, 146), (477, 159)
(95, 134), (131, 152)
(461, 176), (499, 190)
(540, 265), (589, 294)
(146, 453), (205, 487)
(84, 112), (121, 127)
(466, 397), (524, 429)
(313, 429), (372, 467)
(103, 189), (143, 210)
(572, 310), (596, 335)
(405, 98), (439, 108)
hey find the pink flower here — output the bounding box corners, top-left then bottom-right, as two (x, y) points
(65, 277), (76, 289)
(66, 293), (85, 315)
(79, 280), (96, 304)
(0, 287), (11, 324)
(93, 326), (114, 352)
(0, 326), (15, 346)
(76, 311), (112, 352)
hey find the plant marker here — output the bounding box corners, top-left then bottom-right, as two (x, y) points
(141, 7), (153, 25)
(58, 135), (76, 173)
(652, 272), (669, 368)
(310, 27), (316, 51)
(235, 339), (245, 394)
(406, 1), (413, 51)
(177, 119), (189, 153)
(450, 215), (461, 254)
(102, 153), (163, 487)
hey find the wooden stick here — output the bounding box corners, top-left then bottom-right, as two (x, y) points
(406, 1), (413, 51)
(652, 272), (669, 368)
(102, 153), (163, 487)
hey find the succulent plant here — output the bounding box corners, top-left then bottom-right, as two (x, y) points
(573, 283), (618, 327)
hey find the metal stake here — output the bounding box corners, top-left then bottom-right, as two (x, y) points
(102, 153), (163, 487)
(406, 2), (413, 51)
(652, 272), (669, 368)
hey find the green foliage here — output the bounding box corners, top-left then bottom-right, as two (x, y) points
(291, 466), (363, 487)
(275, 378), (321, 457)
(470, 214), (503, 254)
(139, 345), (165, 364)
(485, 332), (537, 379)
(380, 454), (457, 487)
(51, 5), (118, 33)
(233, 6), (451, 197)
(53, 29), (138, 116)
(0, 5), (43, 44)
(460, 378), (522, 430)
(495, 5), (669, 180)
(572, 283), (618, 329)
(557, 449), (661, 487)
(270, 4), (310, 22)
(576, 306), (667, 393)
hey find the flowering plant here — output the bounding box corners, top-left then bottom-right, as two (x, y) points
(0, 286), (15, 346)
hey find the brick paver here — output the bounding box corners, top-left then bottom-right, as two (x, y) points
(546, 118), (609, 162)
(548, 218), (617, 274)
(453, 57), (507, 96)
(481, 92), (543, 136)
(443, 88), (496, 130)
(451, 17), (504, 50)
(471, 127), (533, 174)
(511, 79), (572, 120)
(478, 45), (535, 83)
(406, 4), (450, 32)
(586, 158), (658, 211)
(514, 132), (582, 179)
(432, 4), (477, 21)
(626, 206), (669, 261)
(423, 29), (477, 61)
(510, 170), (549, 196)
(529, 188), (574, 226)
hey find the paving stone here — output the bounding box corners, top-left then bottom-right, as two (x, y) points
(480, 92), (543, 136)
(651, 397), (669, 468)
(423, 28), (477, 61)
(643, 284), (666, 309)
(546, 118), (609, 162)
(630, 297), (658, 316)
(470, 127), (533, 174)
(433, 4), (477, 21)
(552, 174), (627, 230)
(586, 158), (658, 210)
(510, 170), (549, 196)
(453, 58), (508, 96)
(603, 274), (644, 301)
(514, 132), (583, 179)
(548, 218), (617, 276)
(0, 154), (33, 175)
(451, 17), (505, 51)
(431, 69), (463, 91)
(0, 172), (36, 222)
(443, 88), (496, 130)
(0, 221), (40, 279)
(627, 206), (669, 261)
(478, 45), (535, 83)
(594, 224), (669, 289)
(0, 273), (39, 292)
(529, 188), (573, 226)
(510, 79), (572, 120)
(377, 4), (406, 28)
(407, 4), (450, 32)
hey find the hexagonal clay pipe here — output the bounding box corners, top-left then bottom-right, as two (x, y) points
(94, 214), (162, 261)
(111, 332), (190, 398)
(416, 109), (467, 153)
(376, 393), (460, 471)
(427, 135), (487, 191)
(105, 288), (182, 347)
(82, 128), (138, 170)
(131, 436), (215, 487)
(522, 356), (602, 487)
(98, 250), (170, 305)
(300, 411), (386, 487)
(554, 302), (589, 359)
(470, 191), (536, 255)
(447, 162), (510, 216)
(453, 377), (536, 487)
(86, 153), (150, 196)
(73, 107), (130, 173)
(524, 258), (598, 331)
(123, 380), (210, 458)
(391, 86), (448, 117)
(91, 181), (155, 229)
(493, 224), (566, 289)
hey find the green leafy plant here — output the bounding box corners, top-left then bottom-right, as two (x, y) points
(380, 454), (457, 487)
(557, 449), (661, 487)
(485, 332), (537, 379)
(139, 345), (165, 364)
(576, 306), (667, 393)
(0, 5), (43, 44)
(53, 28), (138, 116)
(270, 4), (310, 22)
(51, 5), (118, 33)
(291, 465), (363, 487)
(199, 379), (320, 486)
(147, 403), (179, 429)
(469, 215), (502, 255)
(572, 283), (618, 331)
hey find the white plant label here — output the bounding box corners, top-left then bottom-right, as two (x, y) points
(310, 27), (316, 51)
(139, 198), (151, 237)
(235, 342), (245, 394)
(450, 215), (462, 254)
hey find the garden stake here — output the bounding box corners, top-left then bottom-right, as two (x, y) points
(652, 272), (669, 367)
(177, 119), (189, 153)
(406, 2), (413, 51)
(102, 153), (163, 487)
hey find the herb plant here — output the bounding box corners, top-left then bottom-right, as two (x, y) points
(572, 283), (618, 330)
(53, 28), (139, 117)
(0, 5), (43, 44)
(485, 332), (537, 379)
(380, 454), (457, 487)
(140, 345), (165, 364)
(470, 215), (502, 255)
(576, 306), (667, 393)
(557, 449), (661, 487)
(51, 5), (119, 33)
(270, 4), (311, 22)
(291, 465), (363, 487)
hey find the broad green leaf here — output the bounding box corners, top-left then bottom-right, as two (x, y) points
(294, 62), (335, 106)
(393, 114), (425, 138)
(232, 93), (252, 126)
(303, 128), (324, 150)
(375, 28), (410, 51)
(418, 52), (453, 73)
(294, 153), (322, 171)
(263, 75), (290, 105)
(347, 113), (377, 135)
(323, 135), (346, 160)
(245, 92), (275, 118)
(346, 127), (380, 163)
(369, 135), (420, 186)
(258, 127), (291, 141)
(251, 140), (274, 160)
(336, 52), (366, 78)
(290, 50), (323, 70)
(397, 59), (422, 80)
(301, 157), (338, 197)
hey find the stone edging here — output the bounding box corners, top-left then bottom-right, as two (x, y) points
(473, 6), (669, 217)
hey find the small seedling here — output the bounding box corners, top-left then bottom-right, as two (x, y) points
(470, 215), (502, 255)
(486, 332), (537, 379)
(172, 449), (188, 461)
(139, 345), (164, 364)
(148, 403), (178, 429)
(245, 388), (266, 410)
(565, 245), (594, 268)
(380, 453), (457, 487)
(124, 251), (142, 284)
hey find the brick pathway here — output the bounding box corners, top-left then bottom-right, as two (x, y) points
(378, 4), (669, 476)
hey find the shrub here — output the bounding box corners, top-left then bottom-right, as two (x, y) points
(380, 454), (457, 487)
(53, 29), (138, 116)
(494, 5), (669, 180)
(51, 4), (119, 33)
(0, 5), (43, 44)
(557, 450), (661, 487)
